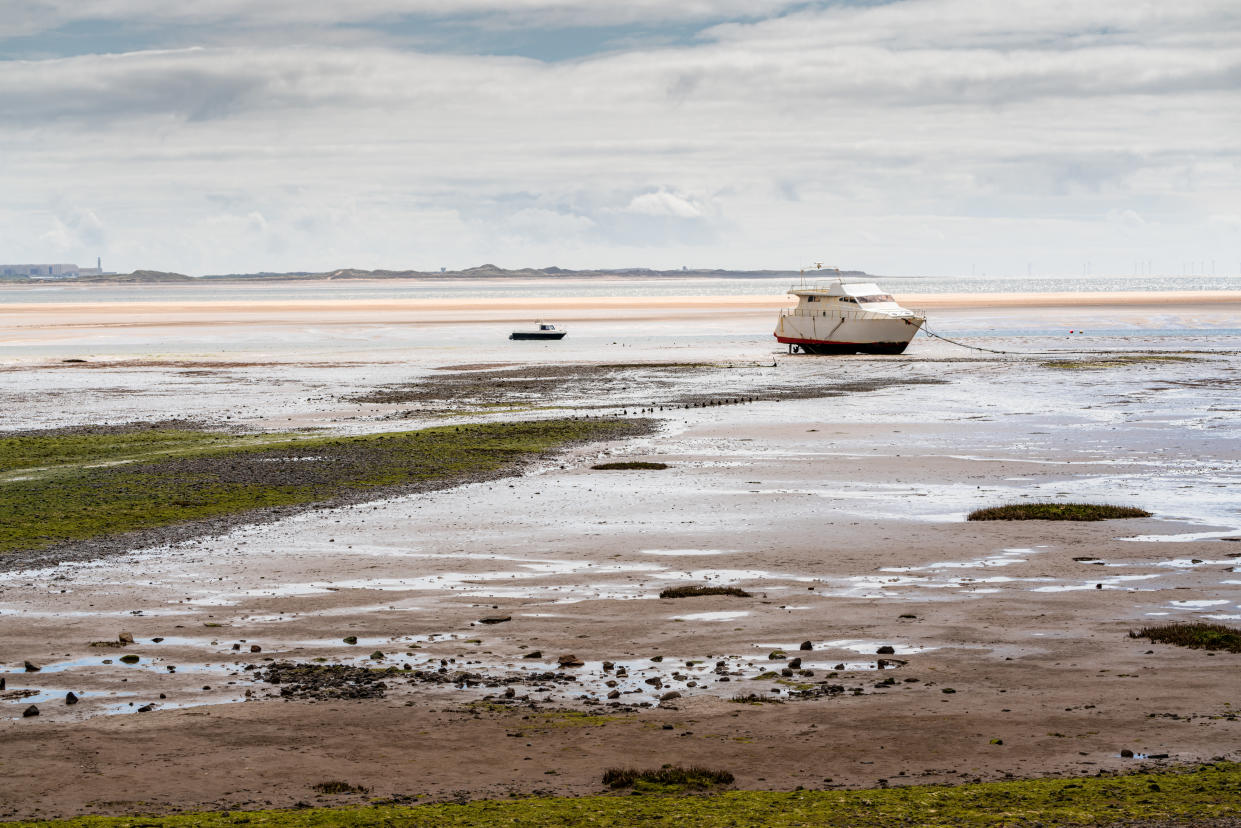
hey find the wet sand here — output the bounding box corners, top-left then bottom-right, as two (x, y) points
(1, 298), (1239, 820)
(2, 290), (1239, 328)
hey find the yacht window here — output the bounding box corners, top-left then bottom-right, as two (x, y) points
(855, 294), (895, 303)
(807, 296), (817, 302)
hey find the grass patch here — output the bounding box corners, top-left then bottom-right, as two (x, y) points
(310, 781), (370, 796)
(1041, 354), (1197, 370)
(602, 765), (735, 791)
(967, 502), (1151, 522)
(8, 763), (1241, 826)
(591, 461), (668, 470)
(1130, 622), (1241, 654)
(659, 585), (752, 599)
(0, 419), (646, 556)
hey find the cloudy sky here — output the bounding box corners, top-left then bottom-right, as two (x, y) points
(1, 0), (1238, 276)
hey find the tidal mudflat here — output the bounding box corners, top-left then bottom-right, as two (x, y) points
(1, 290), (1239, 821)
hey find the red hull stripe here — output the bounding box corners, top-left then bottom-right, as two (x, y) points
(775, 335), (906, 346)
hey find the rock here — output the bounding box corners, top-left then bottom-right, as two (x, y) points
(152, 637), (164, 643)
(659, 692), (681, 702)
(941, 688), (956, 694)
(118, 632), (135, 645)
(0, 677), (5, 690)
(23, 705), (39, 717)
(504, 687), (516, 699)
(370, 651), (385, 660)
(232, 643), (241, 651)
(780, 668), (794, 677)
(768, 650), (787, 660)
(602, 661), (614, 671)
(799, 641), (813, 650)
(1121, 749), (1134, 758)
(644, 677), (663, 689)
(137, 704), (154, 713)
(788, 657), (802, 669)
(24, 661), (40, 672)
(876, 646), (895, 655)
(607, 689), (621, 700)
(119, 654), (140, 664)
(343, 636), (358, 645)
(522, 650), (543, 659)
(606, 679), (618, 687)
(65, 692), (78, 705)
(557, 654), (584, 668)
(650, 655), (663, 663)
(479, 616), (511, 625)
(250, 645), (262, 653)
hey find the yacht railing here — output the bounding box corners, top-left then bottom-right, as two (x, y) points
(780, 307), (925, 320)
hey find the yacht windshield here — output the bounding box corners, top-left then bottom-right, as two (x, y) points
(855, 294), (895, 303)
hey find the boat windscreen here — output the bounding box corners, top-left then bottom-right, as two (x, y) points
(855, 294), (895, 303)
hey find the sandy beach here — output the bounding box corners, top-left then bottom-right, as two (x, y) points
(1, 288), (1239, 820)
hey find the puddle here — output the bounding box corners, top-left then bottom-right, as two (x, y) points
(32, 655), (234, 674)
(880, 548), (1043, 573)
(1032, 574), (1162, 592)
(671, 611), (750, 622)
(640, 549), (736, 557)
(1122, 531), (1241, 543)
(1166, 599), (1231, 609)
(758, 640), (936, 656)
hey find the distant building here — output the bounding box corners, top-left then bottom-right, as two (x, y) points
(1, 260), (107, 278)
(1, 263), (80, 278)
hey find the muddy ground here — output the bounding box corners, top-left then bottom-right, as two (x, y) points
(2, 348), (1240, 821)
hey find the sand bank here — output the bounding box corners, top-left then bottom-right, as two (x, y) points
(2, 290), (1236, 331)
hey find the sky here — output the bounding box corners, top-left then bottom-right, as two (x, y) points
(0, 0), (1238, 277)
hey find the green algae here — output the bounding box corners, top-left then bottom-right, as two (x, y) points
(0, 419), (646, 555)
(6, 763), (1241, 827)
(1041, 354), (1197, 370)
(967, 502), (1151, 521)
(659, 585), (751, 599)
(1131, 621), (1241, 653)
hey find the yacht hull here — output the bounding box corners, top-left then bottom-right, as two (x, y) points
(775, 314), (923, 355)
(509, 331), (567, 340)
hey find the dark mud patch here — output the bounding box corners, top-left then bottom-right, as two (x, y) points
(354, 363), (948, 417)
(674, 377), (948, 407)
(592, 461), (668, 470)
(349, 363), (708, 408)
(0, 419), (223, 440)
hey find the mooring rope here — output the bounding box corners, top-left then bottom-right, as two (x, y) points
(917, 321), (1015, 355)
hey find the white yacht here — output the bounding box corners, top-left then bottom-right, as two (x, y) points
(774, 268), (926, 355)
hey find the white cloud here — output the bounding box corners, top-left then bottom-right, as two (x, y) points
(0, 0), (1237, 275)
(626, 191), (703, 218)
